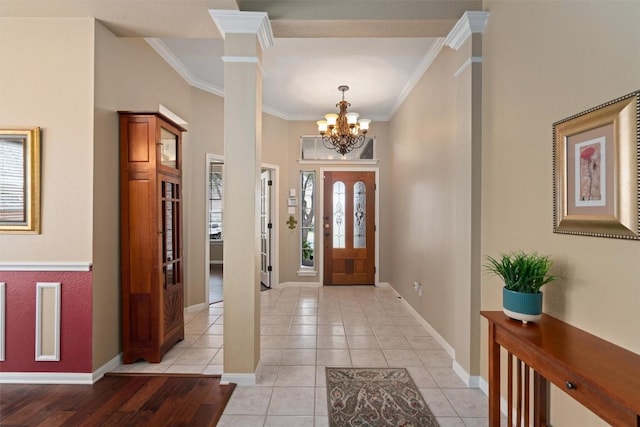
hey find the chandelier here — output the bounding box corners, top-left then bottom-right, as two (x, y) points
(317, 85), (371, 155)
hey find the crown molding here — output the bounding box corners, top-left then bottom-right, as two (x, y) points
(209, 10), (274, 51)
(145, 38), (225, 98)
(445, 11), (489, 51)
(387, 37), (446, 120)
(453, 56), (483, 78)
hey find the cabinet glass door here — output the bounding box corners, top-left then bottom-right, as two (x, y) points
(161, 180), (181, 288)
(159, 128), (178, 169)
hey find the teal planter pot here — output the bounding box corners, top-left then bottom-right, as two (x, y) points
(502, 288), (543, 323)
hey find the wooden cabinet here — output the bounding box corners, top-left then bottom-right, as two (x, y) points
(119, 112), (186, 363)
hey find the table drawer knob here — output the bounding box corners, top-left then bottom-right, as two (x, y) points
(565, 381), (577, 390)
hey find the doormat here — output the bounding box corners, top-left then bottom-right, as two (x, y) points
(326, 367), (439, 427)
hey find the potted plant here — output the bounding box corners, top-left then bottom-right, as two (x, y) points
(484, 251), (557, 323)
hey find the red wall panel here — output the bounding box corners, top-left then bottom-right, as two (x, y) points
(0, 270), (92, 373)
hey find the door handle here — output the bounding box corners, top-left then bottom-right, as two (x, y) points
(324, 224), (330, 229)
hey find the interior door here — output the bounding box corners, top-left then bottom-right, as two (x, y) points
(323, 171), (375, 285)
(260, 169), (273, 288)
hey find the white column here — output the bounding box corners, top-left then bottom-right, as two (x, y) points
(210, 10), (273, 385)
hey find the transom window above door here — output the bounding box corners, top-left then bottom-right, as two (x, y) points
(300, 136), (376, 161)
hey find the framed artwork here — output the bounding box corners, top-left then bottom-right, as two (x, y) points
(553, 91), (639, 239)
(0, 127), (41, 233)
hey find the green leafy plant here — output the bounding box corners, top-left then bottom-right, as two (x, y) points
(302, 239), (313, 260)
(484, 251), (557, 293)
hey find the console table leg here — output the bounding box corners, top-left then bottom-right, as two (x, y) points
(534, 372), (548, 427)
(488, 322), (501, 426)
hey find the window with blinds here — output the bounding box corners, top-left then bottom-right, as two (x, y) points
(0, 137), (26, 223)
(208, 162), (223, 240)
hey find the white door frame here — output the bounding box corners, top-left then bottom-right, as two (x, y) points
(319, 166), (380, 286)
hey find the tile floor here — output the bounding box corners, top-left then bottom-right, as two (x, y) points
(112, 285), (499, 427)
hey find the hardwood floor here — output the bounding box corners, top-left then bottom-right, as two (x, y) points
(0, 374), (235, 426)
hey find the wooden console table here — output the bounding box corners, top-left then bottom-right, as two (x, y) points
(481, 311), (640, 426)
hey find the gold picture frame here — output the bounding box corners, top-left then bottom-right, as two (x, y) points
(0, 127), (41, 233)
(553, 91), (639, 239)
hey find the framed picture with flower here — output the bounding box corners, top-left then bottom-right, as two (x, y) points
(553, 90), (639, 239)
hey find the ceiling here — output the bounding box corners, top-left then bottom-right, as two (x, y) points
(1, 0), (483, 121)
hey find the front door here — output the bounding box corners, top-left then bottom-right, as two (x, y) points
(323, 171), (375, 285)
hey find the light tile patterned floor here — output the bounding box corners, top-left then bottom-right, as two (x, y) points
(112, 285), (495, 426)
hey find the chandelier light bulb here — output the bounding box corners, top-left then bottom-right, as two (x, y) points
(325, 114), (338, 127)
(317, 120), (328, 133)
(358, 119), (371, 132)
(346, 112), (359, 125)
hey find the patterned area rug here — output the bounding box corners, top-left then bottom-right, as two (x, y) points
(326, 367), (439, 427)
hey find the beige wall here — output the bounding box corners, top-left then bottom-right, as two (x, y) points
(93, 21), (192, 367)
(388, 39), (481, 374)
(0, 18), (95, 262)
(482, 1), (640, 424)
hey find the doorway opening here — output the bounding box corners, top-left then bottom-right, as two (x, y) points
(205, 155), (278, 303)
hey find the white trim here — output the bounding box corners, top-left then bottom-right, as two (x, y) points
(0, 372), (94, 384)
(221, 56), (265, 77)
(92, 353), (122, 383)
(221, 371), (258, 386)
(261, 163), (280, 289)
(445, 11), (489, 51)
(0, 262), (91, 272)
(453, 56), (483, 78)
(388, 38), (446, 119)
(298, 159), (379, 166)
(0, 283), (4, 361)
(221, 56), (259, 64)
(392, 288), (455, 358)
(186, 302), (209, 314)
(273, 281), (321, 289)
(209, 10), (274, 50)
(391, 286), (486, 388)
(453, 361), (481, 388)
(296, 269), (317, 277)
(35, 282), (61, 361)
(145, 38), (225, 98)
(479, 377), (510, 418)
(319, 166), (380, 287)
(159, 104), (188, 126)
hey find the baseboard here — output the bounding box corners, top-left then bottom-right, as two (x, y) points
(185, 302), (208, 313)
(376, 282), (391, 288)
(389, 287), (455, 358)
(453, 360), (481, 387)
(273, 281), (321, 289)
(0, 372), (94, 384)
(209, 260), (223, 265)
(387, 285), (486, 389)
(478, 376), (509, 417)
(221, 370), (258, 386)
(92, 353), (122, 383)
